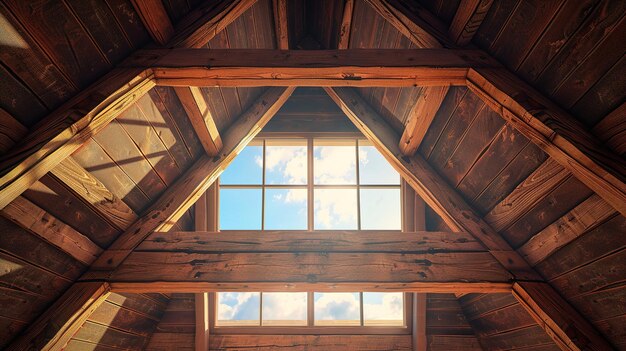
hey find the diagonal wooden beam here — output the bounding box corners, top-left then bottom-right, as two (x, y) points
(175, 87), (223, 156)
(130, 0), (174, 45)
(0, 108), (28, 153)
(1, 196), (103, 266)
(325, 87), (614, 351)
(449, 0), (494, 46)
(272, 0), (289, 49)
(169, 0), (258, 48)
(399, 86), (449, 156)
(467, 68), (626, 217)
(6, 282), (111, 351)
(88, 87), (294, 272)
(337, 0), (355, 49)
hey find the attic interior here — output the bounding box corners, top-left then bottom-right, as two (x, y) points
(0, 0), (624, 350)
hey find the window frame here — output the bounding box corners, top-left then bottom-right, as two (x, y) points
(218, 135), (403, 231)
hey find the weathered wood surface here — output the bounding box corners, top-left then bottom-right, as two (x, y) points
(209, 335), (412, 351)
(449, 0), (494, 46)
(400, 86), (449, 155)
(139, 230), (485, 252)
(174, 87), (223, 156)
(1, 196), (102, 266)
(89, 87), (294, 271)
(513, 282), (615, 351)
(467, 68), (626, 217)
(272, 0), (289, 49)
(131, 0), (174, 45)
(0, 109), (27, 154)
(5, 282), (110, 351)
(337, 0), (354, 49)
(49, 157), (138, 231)
(0, 69), (154, 210)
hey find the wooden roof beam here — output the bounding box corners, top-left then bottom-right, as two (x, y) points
(399, 86), (449, 156)
(325, 86), (614, 351)
(5, 282), (110, 351)
(449, 0), (494, 46)
(175, 87), (223, 156)
(272, 0), (289, 49)
(130, 0), (174, 45)
(337, 0), (355, 49)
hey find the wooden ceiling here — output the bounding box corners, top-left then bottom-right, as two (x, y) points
(0, 0), (624, 350)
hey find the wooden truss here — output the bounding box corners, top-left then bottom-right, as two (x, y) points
(1, 1), (620, 350)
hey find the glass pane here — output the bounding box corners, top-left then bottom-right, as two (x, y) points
(358, 141), (400, 185)
(220, 141), (263, 185)
(219, 189), (262, 230)
(314, 139), (356, 185)
(217, 292), (260, 326)
(262, 292), (308, 326)
(363, 292), (404, 326)
(314, 292), (360, 326)
(265, 139), (308, 185)
(360, 189), (401, 230)
(314, 189), (357, 229)
(265, 189), (307, 230)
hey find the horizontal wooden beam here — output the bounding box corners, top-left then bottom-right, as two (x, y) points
(140, 230), (485, 252)
(467, 68), (626, 217)
(0, 69), (154, 210)
(6, 282), (110, 351)
(174, 87), (223, 156)
(110, 282), (512, 294)
(123, 48), (496, 87)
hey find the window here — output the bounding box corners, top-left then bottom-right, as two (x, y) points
(219, 138), (401, 230)
(214, 291), (407, 332)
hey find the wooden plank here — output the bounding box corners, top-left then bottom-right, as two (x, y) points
(1, 196), (102, 266)
(0, 69), (154, 210)
(169, 0), (259, 48)
(174, 87), (223, 156)
(467, 68), (626, 217)
(195, 293), (209, 351)
(131, 0), (175, 45)
(593, 102), (626, 156)
(338, 0), (355, 49)
(138, 230), (484, 252)
(449, 0), (494, 46)
(272, 0), (289, 49)
(399, 86), (449, 156)
(0, 109), (28, 154)
(5, 282), (110, 351)
(209, 335), (412, 350)
(88, 87), (294, 271)
(519, 194), (616, 266)
(513, 281), (614, 351)
(324, 87), (531, 276)
(49, 157), (138, 231)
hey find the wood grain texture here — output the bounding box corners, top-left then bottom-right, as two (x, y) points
(337, 0), (355, 49)
(400, 86), (449, 156)
(593, 102), (626, 156)
(49, 157), (138, 231)
(449, 0), (493, 45)
(209, 335), (411, 350)
(131, 0), (174, 45)
(0, 109), (28, 154)
(1, 196), (102, 265)
(5, 282), (110, 351)
(467, 68), (626, 217)
(271, 0), (289, 49)
(174, 87), (223, 156)
(88, 87), (294, 271)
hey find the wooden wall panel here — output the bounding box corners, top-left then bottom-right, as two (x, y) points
(146, 293), (195, 351)
(417, 0), (461, 26)
(66, 293), (167, 351)
(0, 216), (86, 348)
(426, 293), (481, 351)
(307, 0), (345, 49)
(459, 293), (559, 351)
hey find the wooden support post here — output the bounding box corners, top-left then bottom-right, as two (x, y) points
(194, 190), (211, 351)
(272, 0), (289, 49)
(449, 0), (493, 46)
(413, 293), (427, 351)
(130, 0), (174, 45)
(338, 0), (354, 49)
(6, 282), (111, 351)
(175, 87), (223, 156)
(400, 86), (449, 156)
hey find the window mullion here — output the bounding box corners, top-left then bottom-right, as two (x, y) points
(307, 291), (314, 326)
(261, 139), (266, 230)
(356, 139), (361, 230)
(359, 291), (364, 326)
(307, 137), (314, 231)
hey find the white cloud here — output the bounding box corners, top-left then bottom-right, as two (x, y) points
(314, 146), (356, 184)
(265, 146), (307, 185)
(262, 293), (307, 321)
(363, 293), (403, 321)
(314, 189), (357, 229)
(218, 292), (259, 321)
(314, 293), (360, 321)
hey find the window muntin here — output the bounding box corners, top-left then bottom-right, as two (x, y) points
(219, 138), (401, 231)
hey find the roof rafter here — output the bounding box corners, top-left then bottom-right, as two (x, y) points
(449, 0), (494, 46)
(272, 0), (289, 49)
(324, 86), (614, 351)
(337, 0), (354, 49)
(130, 0), (175, 45)
(175, 86), (223, 156)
